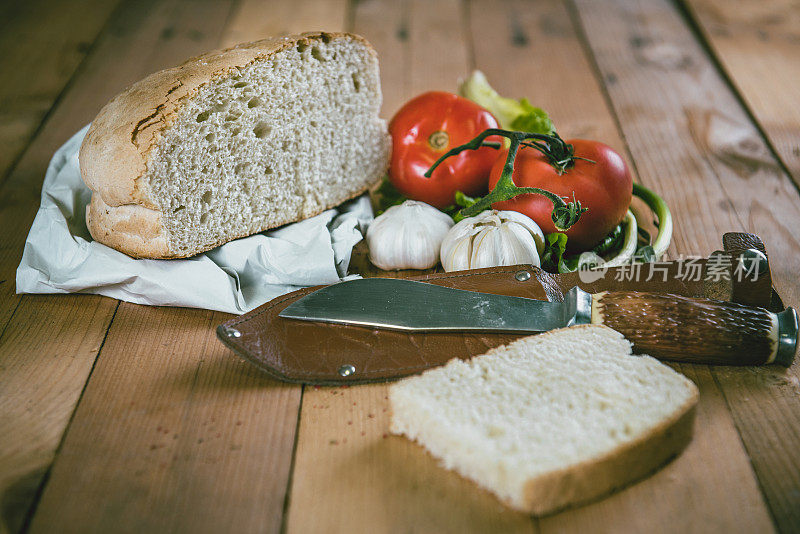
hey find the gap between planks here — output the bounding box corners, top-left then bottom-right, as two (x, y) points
(570, 0), (800, 531)
(0, 0), (123, 188)
(2, 0), (240, 532)
(282, 1), (539, 532)
(24, 0), (349, 533)
(680, 0), (800, 189)
(285, 0), (788, 532)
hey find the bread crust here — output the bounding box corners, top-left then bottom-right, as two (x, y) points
(390, 325), (700, 516)
(501, 327), (699, 515)
(86, 194), (170, 258)
(520, 386), (698, 515)
(79, 31), (382, 259)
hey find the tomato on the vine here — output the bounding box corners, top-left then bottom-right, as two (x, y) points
(488, 140), (632, 251)
(388, 91), (501, 209)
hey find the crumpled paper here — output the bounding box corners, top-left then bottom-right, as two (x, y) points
(16, 126), (373, 314)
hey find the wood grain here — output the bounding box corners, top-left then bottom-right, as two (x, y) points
(471, 0), (775, 531)
(0, 0), (237, 531)
(27, 1), (347, 532)
(348, 0), (407, 118)
(0, 0), (122, 184)
(28, 306), (301, 533)
(468, 0), (627, 154)
(570, 0), (800, 306)
(3, 0), (799, 532)
(541, 364), (774, 533)
(220, 0), (349, 49)
(0, 295), (116, 534)
(571, 0), (800, 530)
(682, 0), (800, 184)
(286, 384), (535, 534)
(0, 0), (238, 326)
(284, 1), (535, 532)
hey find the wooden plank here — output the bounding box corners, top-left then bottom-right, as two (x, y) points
(347, 0), (407, 117)
(472, 1), (773, 531)
(569, 0), (800, 303)
(541, 364), (774, 533)
(27, 0), (347, 531)
(0, 0), (238, 327)
(28, 307), (301, 533)
(289, 0), (786, 530)
(0, 0), (122, 183)
(285, 1), (534, 532)
(0, 295), (117, 534)
(287, 384), (535, 533)
(570, 0), (800, 530)
(0, 0), (237, 532)
(220, 0), (349, 49)
(681, 0), (800, 184)
(468, 0), (626, 152)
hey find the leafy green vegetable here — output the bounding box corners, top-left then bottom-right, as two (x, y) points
(539, 221), (629, 273)
(454, 190), (479, 209)
(591, 223), (624, 256)
(540, 232), (569, 273)
(374, 176), (407, 215)
(458, 71), (554, 135)
(509, 98), (555, 136)
(435, 191), (478, 221)
(559, 254), (581, 274)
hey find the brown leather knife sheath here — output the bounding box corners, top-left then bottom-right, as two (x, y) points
(217, 232), (784, 385)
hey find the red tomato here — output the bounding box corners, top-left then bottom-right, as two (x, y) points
(388, 92), (501, 208)
(488, 140), (632, 251)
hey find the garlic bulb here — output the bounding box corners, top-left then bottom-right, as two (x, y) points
(440, 210), (545, 272)
(367, 200), (454, 270)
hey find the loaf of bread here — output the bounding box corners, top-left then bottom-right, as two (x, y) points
(80, 32), (390, 258)
(389, 325), (698, 515)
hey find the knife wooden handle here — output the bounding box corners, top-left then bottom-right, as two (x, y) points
(590, 291), (798, 366)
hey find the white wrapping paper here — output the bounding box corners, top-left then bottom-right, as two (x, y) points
(16, 126), (373, 314)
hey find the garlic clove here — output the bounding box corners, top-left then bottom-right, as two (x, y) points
(444, 235), (473, 272)
(496, 210), (545, 254)
(440, 209), (546, 272)
(366, 200), (454, 270)
(501, 221), (542, 267)
(468, 226), (495, 269)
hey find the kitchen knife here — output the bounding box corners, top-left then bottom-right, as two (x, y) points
(278, 278), (798, 366)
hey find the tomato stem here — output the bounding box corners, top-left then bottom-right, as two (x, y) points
(428, 130), (450, 151)
(425, 128), (589, 228)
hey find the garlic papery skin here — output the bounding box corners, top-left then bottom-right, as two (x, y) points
(440, 210), (545, 272)
(367, 200), (454, 270)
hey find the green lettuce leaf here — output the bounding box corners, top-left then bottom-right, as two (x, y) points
(540, 232), (569, 273)
(509, 98), (554, 135)
(459, 71), (554, 134)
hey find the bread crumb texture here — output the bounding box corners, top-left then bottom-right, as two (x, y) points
(82, 33), (390, 258)
(389, 325), (698, 514)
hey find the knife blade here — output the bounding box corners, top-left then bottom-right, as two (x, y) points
(279, 278), (798, 366)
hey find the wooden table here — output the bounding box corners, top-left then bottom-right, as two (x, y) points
(2, 0), (800, 532)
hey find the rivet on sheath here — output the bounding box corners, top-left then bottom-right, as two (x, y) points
(338, 364), (356, 377)
(223, 326), (242, 338)
(515, 270), (531, 282)
(739, 249), (768, 276)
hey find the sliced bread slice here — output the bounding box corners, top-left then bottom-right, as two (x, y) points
(81, 32), (390, 258)
(389, 325), (699, 515)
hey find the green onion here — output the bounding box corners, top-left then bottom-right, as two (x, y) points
(632, 182), (672, 260)
(601, 210), (638, 268)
